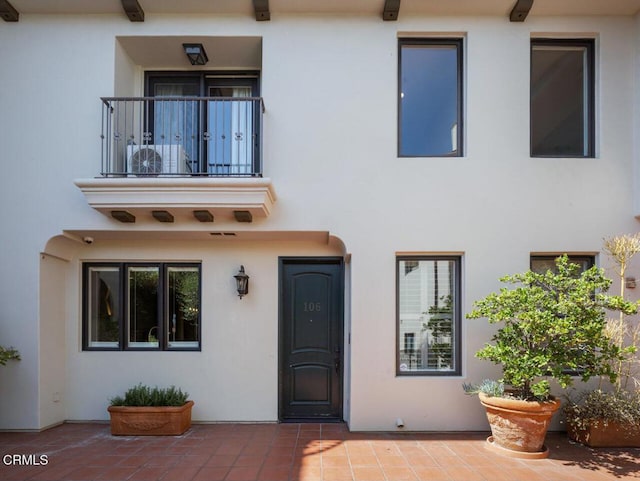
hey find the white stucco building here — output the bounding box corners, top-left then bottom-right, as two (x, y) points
(1, 0), (640, 432)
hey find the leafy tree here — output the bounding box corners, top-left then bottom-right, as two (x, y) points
(467, 255), (637, 400)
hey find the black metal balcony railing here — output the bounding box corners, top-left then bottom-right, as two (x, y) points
(101, 97), (264, 177)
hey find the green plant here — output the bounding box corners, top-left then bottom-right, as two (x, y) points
(0, 346), (20, 366)
(563, 234), (640, 434)
(463, 379), (505, 397)
(109, 383), (189, 407)
(565, 389), (640, 431)
(466, 255), (637, 401)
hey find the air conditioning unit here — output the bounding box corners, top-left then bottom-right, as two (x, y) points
(126, 145), (189, 176)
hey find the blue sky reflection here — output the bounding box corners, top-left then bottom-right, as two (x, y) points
(400, 44), (459, 157)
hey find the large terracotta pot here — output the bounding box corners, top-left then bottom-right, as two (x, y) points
(567, 420), (640, 447)
(479, 392), (561, 459)
(107, 400), (194, 436)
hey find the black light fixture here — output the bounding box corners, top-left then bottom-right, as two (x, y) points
(234, 266), (249, 299)
(183, 43), (208, 66)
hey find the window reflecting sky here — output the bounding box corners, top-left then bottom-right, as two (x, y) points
(400, 44), (459, 157)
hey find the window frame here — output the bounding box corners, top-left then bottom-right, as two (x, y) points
(82, 263), (124, 351)
(398, 38), (464, 158)
(530, 38), (595, 158)
(396, 255), (462, 376)
(82, 262), (202, 352)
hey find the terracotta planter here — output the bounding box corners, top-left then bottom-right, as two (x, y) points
(479, 392), (561, 459)
(567, 420), (640, 448)
(107, 400), (194, 436)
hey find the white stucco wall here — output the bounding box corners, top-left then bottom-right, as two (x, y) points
(59, 238), (343, 422)
(0, 11), (639, 430)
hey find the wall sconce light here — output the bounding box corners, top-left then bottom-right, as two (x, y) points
(234, 265), (249, 299)
(183, 43), (208, 65)
(626, 277), (637, 289)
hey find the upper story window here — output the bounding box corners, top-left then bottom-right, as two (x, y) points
(83, 262), (201, 351)
(397, 255), (462, 376)
(531, 39), (595, 158)
(398, 38), (464, 157)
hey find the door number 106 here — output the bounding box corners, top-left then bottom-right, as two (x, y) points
(303, 302), (321, 312)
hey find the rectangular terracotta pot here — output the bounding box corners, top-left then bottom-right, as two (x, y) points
(107, 400), (194, 436)
(567, 420), (640, 448)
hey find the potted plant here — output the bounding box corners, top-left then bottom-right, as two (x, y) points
(465, 255), (635, 458)
(564, 234), (640, 447)
(107, 383), (194, 436)
(564, 389), (640, 447)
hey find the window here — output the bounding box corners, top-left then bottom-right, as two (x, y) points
(397, 256), (461, 375)
(398, 38), (463, 157)
(530, 255), (594, 274)
(531, 39), (595, 157)
(83, 263), (201, 351)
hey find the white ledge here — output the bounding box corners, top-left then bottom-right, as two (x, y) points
(74, 177), (276, 221)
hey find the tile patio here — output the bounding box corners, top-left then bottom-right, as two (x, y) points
(0, 423), (638, 480)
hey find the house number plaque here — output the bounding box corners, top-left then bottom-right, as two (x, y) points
(303, 302), (321, 312)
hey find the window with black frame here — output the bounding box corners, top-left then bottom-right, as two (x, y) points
(396, 256), (461, 375)
(83, 262), (201, 351)
(530, 255), (595, 275)
(530, 39), (595, 157)
(398, 38), (463, 157)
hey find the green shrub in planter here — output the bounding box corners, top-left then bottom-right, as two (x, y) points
(565, 389), (640, 431)
(563, 234), (640, 447)
(464, 255), (638, 457)
(110, 383), (189, 407)
(466, 255), (637, 401)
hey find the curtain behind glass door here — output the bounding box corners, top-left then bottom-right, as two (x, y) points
(153, 83), (199, 172)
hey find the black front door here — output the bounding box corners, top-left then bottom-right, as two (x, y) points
(279, 258), (344, 421)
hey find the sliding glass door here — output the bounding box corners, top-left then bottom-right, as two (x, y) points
(146, 73), (259, 175)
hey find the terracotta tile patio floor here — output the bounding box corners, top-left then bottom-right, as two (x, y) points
(0, 422), (639, 481)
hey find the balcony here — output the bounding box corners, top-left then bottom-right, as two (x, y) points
(75, 97), (275, 223)
(99, 96), (264, 177)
